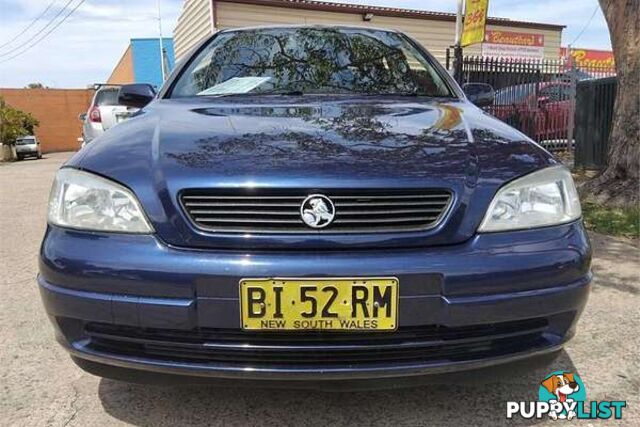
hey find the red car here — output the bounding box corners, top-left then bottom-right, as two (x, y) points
(488, 82), (572, 142)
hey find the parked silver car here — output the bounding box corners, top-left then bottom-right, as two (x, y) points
(15, 135), (42, 160)
(80, 85), (137, 145)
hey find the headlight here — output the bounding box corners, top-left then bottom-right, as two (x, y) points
(478, 165), (581, 232)
(48, 168), (153, 233)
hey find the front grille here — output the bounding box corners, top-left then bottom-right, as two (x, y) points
(180, 189), (452, 233)
(83, 318), (549, 366)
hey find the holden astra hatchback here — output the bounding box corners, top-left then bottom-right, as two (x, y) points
(39, 26), (591, 385)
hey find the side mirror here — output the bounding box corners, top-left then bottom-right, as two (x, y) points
(78, 113), (87, 122)
(117, 84), (156, 108)
(463, 83), (495, 107)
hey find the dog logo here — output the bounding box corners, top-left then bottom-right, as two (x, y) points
(507, 370), (626, 421)
(540, 372), (582, 420)
(300, 194), (335, 229)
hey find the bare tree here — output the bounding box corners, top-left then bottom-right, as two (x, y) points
(582, 0), (639, 207)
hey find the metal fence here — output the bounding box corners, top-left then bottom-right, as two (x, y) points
(574, 77), (617, 169)
(448, 53), (616, 153)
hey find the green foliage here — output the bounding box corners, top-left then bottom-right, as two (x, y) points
(582, 202), (640, 238)
(0, 96), (40, 145)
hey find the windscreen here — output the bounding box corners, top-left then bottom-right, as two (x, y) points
(171, 27), (453, 98)
(15, 137), (36, 145)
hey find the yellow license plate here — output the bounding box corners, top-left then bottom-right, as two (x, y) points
(240, 278), (398, 331)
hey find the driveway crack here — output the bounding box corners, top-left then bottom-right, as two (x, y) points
(61, 380), (81, 427)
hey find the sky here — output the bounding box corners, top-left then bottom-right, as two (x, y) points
(0, 0), (612, 88)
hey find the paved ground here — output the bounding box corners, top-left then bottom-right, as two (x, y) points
(1, 152), (638, 426)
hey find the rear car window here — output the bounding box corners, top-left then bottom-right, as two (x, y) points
(495, 84), (535, 105)
(540, 85), (571, 102)
(16, 138), (36, 145)
(94, 89), (120, 106)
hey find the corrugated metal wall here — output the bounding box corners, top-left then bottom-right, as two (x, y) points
(213, 2), (562, 64)
(174, 0), (214, 60)
(575, 77), (617, 169)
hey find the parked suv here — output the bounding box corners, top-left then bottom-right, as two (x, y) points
(39, 26), (591, 387)
(80, 85), (138, 145)
(15, 135), (42, 160)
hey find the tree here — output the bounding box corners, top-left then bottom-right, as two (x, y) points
(25, 82), (46, 89)
(581, 1), (639, 207)
(0, 96), (40, 145)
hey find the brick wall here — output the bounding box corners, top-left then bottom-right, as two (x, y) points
(0, 88), (94, 153)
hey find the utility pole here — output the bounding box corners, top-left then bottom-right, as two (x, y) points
(453, 0), (464, 83)
(157, 0), (166, 83)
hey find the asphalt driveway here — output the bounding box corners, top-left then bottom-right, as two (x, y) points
(1, 152), (638, 426)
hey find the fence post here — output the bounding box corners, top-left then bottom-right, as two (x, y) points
(453, 46), (464, 84)
(566, 60), (577, 159)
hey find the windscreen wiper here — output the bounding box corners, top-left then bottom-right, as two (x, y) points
(257, 90), (305, 96)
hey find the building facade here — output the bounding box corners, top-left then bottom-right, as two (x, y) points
(108, 38), (176, 89)
(173, 0), (565, 65)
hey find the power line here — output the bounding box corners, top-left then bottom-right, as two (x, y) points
(569, 4), (600, 46)
(0, 0), (76, 58)
(0, 0), (59, 50)
(0, 0), (87, 65)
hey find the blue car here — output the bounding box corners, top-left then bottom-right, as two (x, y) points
(39, 26), (591, 385)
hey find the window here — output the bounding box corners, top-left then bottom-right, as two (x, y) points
(539, 85), (571, 102)
(95, 88), (120, 106)
(495, 84), (536, 105)
(170, 28), (453, 98)
(16, 137), (36, 145)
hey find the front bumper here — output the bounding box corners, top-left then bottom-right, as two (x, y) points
(39, 222), (591, 381)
